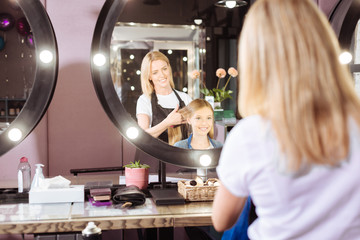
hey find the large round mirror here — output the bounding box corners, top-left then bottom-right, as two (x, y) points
(0, 0), (58, 156)
(90, 0), (231, 168)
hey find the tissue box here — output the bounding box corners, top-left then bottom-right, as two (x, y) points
(29, 185), (84, 204)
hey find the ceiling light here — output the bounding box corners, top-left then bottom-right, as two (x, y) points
(194, 18), (203, 25)
(215, 0), (247, 8)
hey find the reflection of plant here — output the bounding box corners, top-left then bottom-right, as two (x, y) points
(192, 68), (238, 103)
(124, 160), (150, 169)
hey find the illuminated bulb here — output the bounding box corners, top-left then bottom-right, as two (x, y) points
(136, 70), (141, 75)
(194, 19), (202, 25)
(39, 50), (53, 63)
(339, 51), (352, 64)
(8, 128), (22, 142)
(167, 49), (173, 55)
(182, 87), (188, 93)
(225, 0), (237, 8)
(130, 54), (135, 60)
(131, 86), (135, 91)
(199, 154), (211, 167)
(199, 49), (207, 54)
(183, 57), (188, 62)
(93, 53), (106, 67)
(126, 127), (139, 139)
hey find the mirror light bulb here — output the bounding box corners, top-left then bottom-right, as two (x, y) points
(126, 127), (139, 139)
(199, 154), (212, 167)
(93, 53), (106, 67)
(225, 0), (237, 8)
(167, 49), (173, 55)
(339, 51), (352, 64)
(8, 128), (22, 142)
(39, 50), (53, 63)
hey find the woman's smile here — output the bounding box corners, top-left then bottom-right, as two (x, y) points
(150, 59), (171, 92)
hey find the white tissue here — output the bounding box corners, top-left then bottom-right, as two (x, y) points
(39, 175), (71, 189)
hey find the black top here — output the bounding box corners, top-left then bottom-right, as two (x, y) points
(150, 90), (188, 143)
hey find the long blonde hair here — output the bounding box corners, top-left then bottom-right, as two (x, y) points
(140, 51), (175, 98)
(239, 0), (360, 171)
(179, 99), (215, 139)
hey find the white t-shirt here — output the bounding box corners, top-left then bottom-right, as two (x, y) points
(136, 90), (192, 127)
(217, 115), (360, 240)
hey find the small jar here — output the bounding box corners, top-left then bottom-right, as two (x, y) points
(9, 108), (15, 116)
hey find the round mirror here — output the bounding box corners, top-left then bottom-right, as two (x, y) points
(0, 0), (58, 156)
(91, 0), (221, 168)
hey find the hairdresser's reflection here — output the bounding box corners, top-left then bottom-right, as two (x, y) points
(136, 51), (192, 145)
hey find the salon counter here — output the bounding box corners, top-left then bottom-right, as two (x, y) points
(0, 173), (214, 235)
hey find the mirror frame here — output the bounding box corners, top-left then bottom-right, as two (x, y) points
(0, 0), (58, 156)
(329, 0), (360, 50)
(91, 0), (221, 168)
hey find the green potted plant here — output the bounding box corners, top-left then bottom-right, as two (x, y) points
(124, 160), (150, 190)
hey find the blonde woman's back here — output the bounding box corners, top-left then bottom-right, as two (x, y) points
(217, 115), (360, 239)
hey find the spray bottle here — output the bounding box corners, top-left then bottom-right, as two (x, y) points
(31, 164), (45, 189)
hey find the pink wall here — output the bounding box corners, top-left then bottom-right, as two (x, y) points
(46, 0), (124, 175)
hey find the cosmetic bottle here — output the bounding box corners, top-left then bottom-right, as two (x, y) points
(31, 164), (44, 189)
(17, 157), (31, 193)
(82, 222), (102, 240)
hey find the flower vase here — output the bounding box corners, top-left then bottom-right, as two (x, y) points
(214, 102), (222, 110)
(214, 102), (224, 121)
(205, 96), (215, 109)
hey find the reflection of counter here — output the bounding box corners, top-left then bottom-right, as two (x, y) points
(0, 174), (214, 235)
